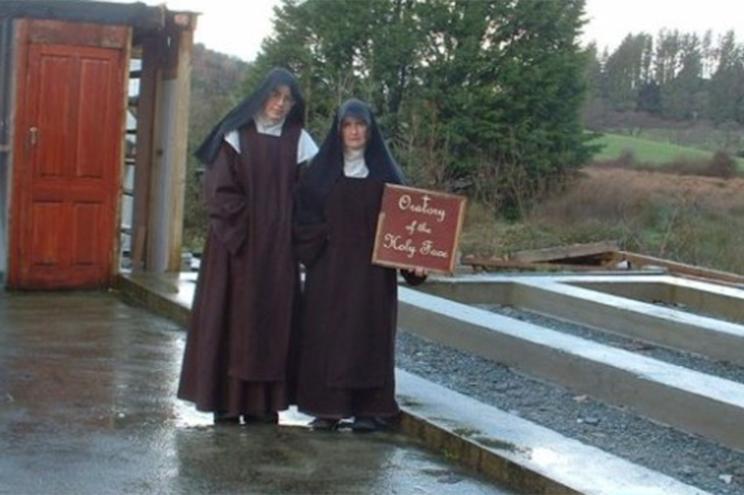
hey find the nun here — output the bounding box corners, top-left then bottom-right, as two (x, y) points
(294, 99), (426, 432)
(178, 68), (318, 424)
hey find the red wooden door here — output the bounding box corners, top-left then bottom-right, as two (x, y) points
(8, 21), (128, 289)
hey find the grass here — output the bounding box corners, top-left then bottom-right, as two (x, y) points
(637, 127), (743, 156)
(590, 133), (744, 170)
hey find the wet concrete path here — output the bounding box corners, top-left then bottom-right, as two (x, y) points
(0, 290), (511, 494)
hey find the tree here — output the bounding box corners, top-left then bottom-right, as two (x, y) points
(248, 0), (593, 215)
(603, 33), (652, 111)
(585, 28), (744, 129)
(709, 31), (744, 124)
(583, 42), (604, 99)
(637, 80), (662, 114)
(661, 33), (705, 120)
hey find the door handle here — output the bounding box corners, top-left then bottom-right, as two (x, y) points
(28, 126), (39, 147)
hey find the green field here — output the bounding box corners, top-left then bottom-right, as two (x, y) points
(590, 133), (744, 169)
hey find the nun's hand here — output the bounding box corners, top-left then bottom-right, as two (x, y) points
(413, 267), (428, 278)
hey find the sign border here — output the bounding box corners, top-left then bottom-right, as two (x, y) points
(371, 184), (467, 275)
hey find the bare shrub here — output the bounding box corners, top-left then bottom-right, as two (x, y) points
(617, 149), (636, 167)
(706, 151), (737, 179)
(461, 166), (744, 274)
(527, 167), (744, 273)
(660, 157), (707, 176)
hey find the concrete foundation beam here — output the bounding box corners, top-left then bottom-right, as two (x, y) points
(567, 276), (744, 324)
(512, 279), (744, 366)
(419, 275), (744, 366)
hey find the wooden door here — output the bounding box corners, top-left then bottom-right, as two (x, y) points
(8, 21), (129, 289)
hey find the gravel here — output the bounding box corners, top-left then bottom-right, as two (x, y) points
(396, 312), (744, 494)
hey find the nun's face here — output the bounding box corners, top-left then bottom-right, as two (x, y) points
(262, 84), (295, 122)
(341, 116), (369, 152)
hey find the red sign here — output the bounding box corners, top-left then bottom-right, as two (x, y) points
(372, 184), (467, 274)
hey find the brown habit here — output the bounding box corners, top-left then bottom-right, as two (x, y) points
(177, 123), (302, 415)
(294, 177), (423, 418)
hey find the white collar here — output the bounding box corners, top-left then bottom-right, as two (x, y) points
(343, 148), (369, 178)
(254, 113), (285, 136)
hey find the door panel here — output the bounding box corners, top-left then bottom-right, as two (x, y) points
(30, 202), (64, 266)
(9, 21), (128, 289)
(76, 56), (114, 178)
(36, 53), (73, 179)
(72, 202), (100, 266)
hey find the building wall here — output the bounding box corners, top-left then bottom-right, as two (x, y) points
(0, 18), (15, 278)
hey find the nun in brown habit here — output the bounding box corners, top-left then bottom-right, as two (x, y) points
(177, 68), (318, 423)
(294, 99), (426, 432)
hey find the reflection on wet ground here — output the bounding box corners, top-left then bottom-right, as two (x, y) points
(0, 291), (511, 494)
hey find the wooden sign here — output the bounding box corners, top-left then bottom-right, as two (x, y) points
(372, 184), (467, 274)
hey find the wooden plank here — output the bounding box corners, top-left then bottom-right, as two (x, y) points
(163, 25), (192, 272)
(0, 1), (164, 33)
(130, 35), (159, 270)
(168, 22), (196, 272)
(112, 27), (132, 279)
(619, 251), (744, 285)
(7, 19), (30, 288)
(462, 256), (615, 273)
(142, 22), (193, 272)
(510, 240), (620, 263)
(27, 19), (129, 48)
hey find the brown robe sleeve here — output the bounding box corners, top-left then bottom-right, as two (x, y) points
(293, 223), (329, 267)
(204, 143), (249, 255)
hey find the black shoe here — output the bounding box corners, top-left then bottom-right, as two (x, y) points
(351, 416), (377, 433)
(309, 417), (340, 431)
(213, 412), (240, 424)
(243, 412), (279, 424)
(372, 416), (395, 430)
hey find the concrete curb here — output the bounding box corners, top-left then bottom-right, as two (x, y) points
(397, 407), (580, 495)
(114, 273), (191, 327)
(396, 369), (708, 495)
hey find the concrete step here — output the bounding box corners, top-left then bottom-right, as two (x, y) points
(399, 286), (744, 452)
(396, 369), (709, 495)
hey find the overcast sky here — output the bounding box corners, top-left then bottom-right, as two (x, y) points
(133, 0), (744, 61)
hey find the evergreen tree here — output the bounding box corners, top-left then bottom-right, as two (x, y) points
(603, 33), (652, 110)
(583, 42), (604, 99)
(709, 31), (744, 124)
(661, 33), (705, 120)
(245, 0), (592, 214)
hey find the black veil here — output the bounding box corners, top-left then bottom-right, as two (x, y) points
(295, 99), (404, 225)
(194, 67), (306, 165)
